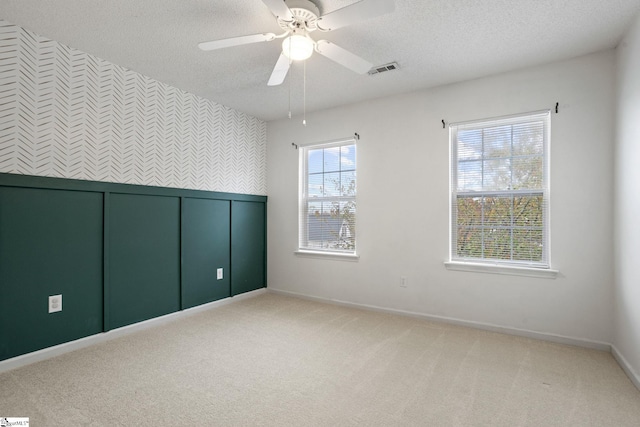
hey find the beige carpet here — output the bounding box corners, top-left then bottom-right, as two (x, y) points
(1, 292), (639, 426)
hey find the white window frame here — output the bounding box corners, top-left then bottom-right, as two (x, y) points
(296, 137), (358, 258)
(446, 110), (557, 278)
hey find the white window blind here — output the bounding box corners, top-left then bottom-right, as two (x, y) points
(299, 138), (356, 254)
(450, 111), (550, 267)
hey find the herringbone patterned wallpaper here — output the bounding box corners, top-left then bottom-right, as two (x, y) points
(0, 20), (267, 195)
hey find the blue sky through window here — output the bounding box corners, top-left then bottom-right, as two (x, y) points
(308, 145), (356, 198)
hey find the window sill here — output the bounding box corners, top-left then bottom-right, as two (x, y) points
(444, 261), (558, 279)
(295, 250), (360, 262)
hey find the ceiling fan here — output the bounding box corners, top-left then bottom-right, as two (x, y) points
(198, 0), (395, 86)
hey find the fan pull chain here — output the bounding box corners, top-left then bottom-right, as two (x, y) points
(288, 66), (292, 119)
(303, 59), (307, 126)
(288, 42), (292, 120)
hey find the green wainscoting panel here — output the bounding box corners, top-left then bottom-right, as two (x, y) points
(0, 187), (103, 361)
(0, 172), (266, 361)
(108, 193), (180, 329)
(182, 198), (231, 308)
(231, 201), (266, 296)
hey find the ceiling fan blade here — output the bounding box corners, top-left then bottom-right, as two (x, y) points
(267, 53), (291, 86)
(317, 0), (395, 31)
(198, 33), (276, 51)
(315, 40), (372, 74)
(262, 0), (294, 21)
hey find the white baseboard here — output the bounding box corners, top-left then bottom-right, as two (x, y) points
(611, 344), (640, 391)
(267, 288), (611, 352)
(0, 288), (267, 374)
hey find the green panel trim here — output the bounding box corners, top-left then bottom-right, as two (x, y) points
(0, 173), (267, 203)
(103, 192), (111, 332)
(264, 199), (268, 289)
(178, 197), (183, 310)
(180, 197), (185, 310)
(229, 200), (233, 296)
(228, 200), (233, 297)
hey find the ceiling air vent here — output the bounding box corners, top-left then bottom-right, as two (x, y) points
(368, 62), (399, 76)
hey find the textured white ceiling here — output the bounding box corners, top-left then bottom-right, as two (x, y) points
(1, 0), (639, 121)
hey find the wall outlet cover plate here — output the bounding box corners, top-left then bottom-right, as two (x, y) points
(49, 294), (62, 313)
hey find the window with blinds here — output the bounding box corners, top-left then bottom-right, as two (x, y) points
(450, 111), (550, 267)
(299, 138), (356, 254)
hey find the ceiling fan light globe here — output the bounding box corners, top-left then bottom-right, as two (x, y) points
(282, 35), (313, 61)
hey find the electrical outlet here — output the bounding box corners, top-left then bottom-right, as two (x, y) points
(400, 276), (408, 288)
(48, 294), (62, 313)
(217, 268), (223, 280)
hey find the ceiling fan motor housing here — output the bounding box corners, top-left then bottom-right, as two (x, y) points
(278, 0), (321, 32)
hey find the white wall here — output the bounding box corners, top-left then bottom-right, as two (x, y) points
(267, 50), (616, 345)
(614, 12), (640, 383)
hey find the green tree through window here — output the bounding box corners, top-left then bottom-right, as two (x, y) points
(451, 112), (550, 267)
